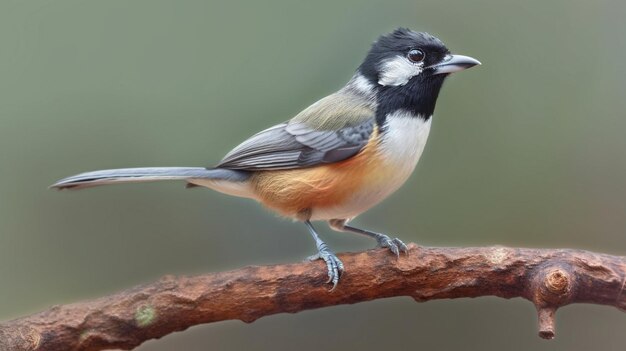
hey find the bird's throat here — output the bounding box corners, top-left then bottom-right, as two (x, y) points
(375, 75), (446, 126)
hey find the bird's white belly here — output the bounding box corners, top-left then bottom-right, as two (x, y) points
(311, 113), (432, 220)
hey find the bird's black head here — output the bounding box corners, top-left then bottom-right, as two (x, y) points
(358, 28), (480, 119)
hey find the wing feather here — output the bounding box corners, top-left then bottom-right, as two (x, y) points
(216, 91), (376, 170)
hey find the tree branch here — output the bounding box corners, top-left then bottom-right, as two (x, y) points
(2, 244), (626, 350)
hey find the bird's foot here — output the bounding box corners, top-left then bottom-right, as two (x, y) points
(375, 235), (409, 257)
(307, 246), (344, 290)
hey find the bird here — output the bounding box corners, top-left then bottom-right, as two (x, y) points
(51, 28), (480, 289)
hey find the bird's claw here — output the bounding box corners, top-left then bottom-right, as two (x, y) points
(376, 235), (409, 257)
(307, 247), (344, 290)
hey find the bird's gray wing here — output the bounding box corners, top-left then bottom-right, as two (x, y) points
(216, 92), (375, 170)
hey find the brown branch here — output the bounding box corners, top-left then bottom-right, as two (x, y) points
(2, 244), (626, 350)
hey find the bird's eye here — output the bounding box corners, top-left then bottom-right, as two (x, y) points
(407, 49), (425, 63)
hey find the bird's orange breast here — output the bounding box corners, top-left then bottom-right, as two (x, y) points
(249, 129), (391, 220)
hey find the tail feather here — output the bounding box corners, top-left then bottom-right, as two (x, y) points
(51, 167), (250, 190)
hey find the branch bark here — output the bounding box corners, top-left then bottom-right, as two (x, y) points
(2, 244), (626, 350)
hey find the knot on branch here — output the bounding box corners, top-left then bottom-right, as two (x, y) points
(529, 263), (575, 339)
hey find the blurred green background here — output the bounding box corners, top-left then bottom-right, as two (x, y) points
(1, 0), (626, 350)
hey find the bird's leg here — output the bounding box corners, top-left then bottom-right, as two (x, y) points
(328, 219), (408, 257)
(304, 220), (344, 290)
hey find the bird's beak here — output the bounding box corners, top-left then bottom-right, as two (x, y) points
(430, 54), (481, 75)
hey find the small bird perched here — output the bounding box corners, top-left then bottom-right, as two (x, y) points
(52, 28), (480, 289)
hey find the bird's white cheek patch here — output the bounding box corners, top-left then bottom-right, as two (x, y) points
(378, 56), (423, 86)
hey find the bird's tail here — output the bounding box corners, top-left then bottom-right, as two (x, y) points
(50, 167), (251, 191)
